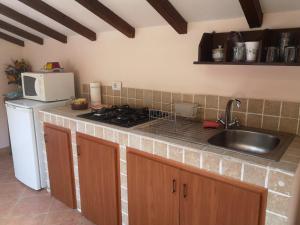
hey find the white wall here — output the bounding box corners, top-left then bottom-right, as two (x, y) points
(0, 41), (22, 149)
(22, 10), (300, 102)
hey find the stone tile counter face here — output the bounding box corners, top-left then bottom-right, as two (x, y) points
(38, 108), (300, 225)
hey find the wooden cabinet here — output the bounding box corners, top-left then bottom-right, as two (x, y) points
(127, 151), (180, 225)
(127, 148), (267, 225)
(76, 133), (121, 225)
(44, 123), (76, 208)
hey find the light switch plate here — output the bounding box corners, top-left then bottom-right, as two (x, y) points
(112, 81), (122, 91)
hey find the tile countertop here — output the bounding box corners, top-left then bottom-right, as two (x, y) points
(40, 105), (300, 175)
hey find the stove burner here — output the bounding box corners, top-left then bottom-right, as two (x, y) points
(78, 105), (150, 128)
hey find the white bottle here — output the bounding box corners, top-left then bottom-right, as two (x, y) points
(89, 82), (102, 106)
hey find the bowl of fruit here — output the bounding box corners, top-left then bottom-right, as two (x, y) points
(71, 98), (89, 110)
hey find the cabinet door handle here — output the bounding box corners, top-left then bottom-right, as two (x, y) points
(183, 184), (188, 198)
(77, 145), (81, 156)
(172, 179), (177, 193)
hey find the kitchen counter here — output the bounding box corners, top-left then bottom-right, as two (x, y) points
(42, 105), (300, 174)
(39, 105), (300, 225)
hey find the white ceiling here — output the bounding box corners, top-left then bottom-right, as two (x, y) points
(0, 0), (300, 42)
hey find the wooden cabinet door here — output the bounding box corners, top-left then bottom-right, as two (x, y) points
(179, 170), (267, 225)
(76, 133), (121, 225)
(127, 149), (180, 225)
(44, 123), (76, 208)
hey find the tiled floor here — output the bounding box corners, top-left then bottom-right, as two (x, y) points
(0, 149), (94, 225)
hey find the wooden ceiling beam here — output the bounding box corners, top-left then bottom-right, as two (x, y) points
(0, 3), (67, 43)
(147, 0), (187, 34)
(0, 19), (43, 45)
(239, 0), (263, 28)
(18, 0), (96, 41)
(0, 31), (24, 47)
(75, 0), (135, 38)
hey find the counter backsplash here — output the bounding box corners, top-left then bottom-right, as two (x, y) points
(82, 84), (300, 136)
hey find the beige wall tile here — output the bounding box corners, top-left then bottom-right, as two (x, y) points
(162, 104), (172, 112)
(206, 95), (218, 109)
(248, 99), (264, 114)
(222, 158), (242, 180)
(118, 132), (128, 146)
(264, 100), (281, 116)
(113, 97), (121, 105)
(141, 138), (153, 153)
(82, 83), (89, 93)
(267, 192), (290, 216)
(196, 108), (204, 121)
(282, 101), (300, 118)
(153, 91), (162, 102)
(144, 90), (153, 107)
(268, 170), (294, 196)
(194, 95), (205, 107)
(172, 93), (182, 103)
(127, 98), (136, 108)
(136, 89), (144, 99)
(243, 164), (267, 187)
(202, 152), (220, 173)
(169, 145), (183, 163)
(121, 98), (128, 105)
(153, 102), (162, 110)
(232, 112), (246, 126)
(233, 98), (248, 112)
(262, 116), (279, 131)
(107, 96), (113, 105)
(279, 118), (298, 134)
(154, 141), (168, 158)
(219, 96), (230, 110)
(247, 114), (262, 128)
(113, 90), (121, 97)
(121, 87), (128, 97)
(184, 149), (200, 167)
(182, 94), (193, 103)
(136, 99), (143, 108)
(129, 135), (140, 149)
(162, 92), (171, 103)
(128, 88), (136, 98)
(101, 86), (107, 95)
(107, 86), (113, 96)
(205, 109), (218, 121)
(266, 212), (288, 225)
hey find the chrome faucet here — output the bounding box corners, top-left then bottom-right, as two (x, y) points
(218, 99), (241, 129)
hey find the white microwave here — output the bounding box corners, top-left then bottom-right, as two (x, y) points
(21, 72), (75, 102)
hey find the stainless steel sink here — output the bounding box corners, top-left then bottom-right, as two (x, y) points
(208, 129), (294, 161)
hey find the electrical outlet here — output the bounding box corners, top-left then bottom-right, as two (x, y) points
(112, 81), (122, 91)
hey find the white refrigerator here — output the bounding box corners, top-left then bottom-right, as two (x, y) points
(5, 99), (67, 190)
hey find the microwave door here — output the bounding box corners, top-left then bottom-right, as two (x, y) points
(23, 76), (38, 96)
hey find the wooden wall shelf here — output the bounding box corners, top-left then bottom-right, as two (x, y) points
(194, 27), (300, 66)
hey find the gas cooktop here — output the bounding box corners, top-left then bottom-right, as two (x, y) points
(78, 105), (151, 128)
